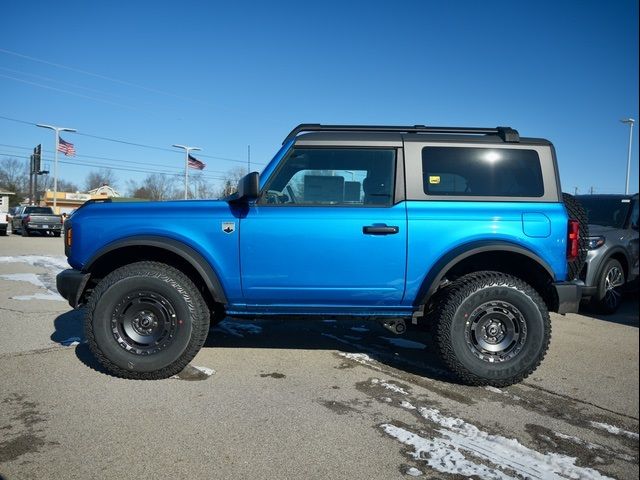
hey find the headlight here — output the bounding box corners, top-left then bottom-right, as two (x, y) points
(588, 236), (605, 250)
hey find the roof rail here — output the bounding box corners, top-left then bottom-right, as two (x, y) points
(283, 124), (520, 144)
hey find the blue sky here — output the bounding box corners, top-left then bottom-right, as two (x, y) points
(1, 0), (638, 194)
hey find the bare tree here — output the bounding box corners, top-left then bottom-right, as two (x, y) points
(217, 167), (247, 199)
(85, 168), (118, 191)
(0, 157), (29, 205)
(189, 172), (217, 199)
(128, 174), (178, 200)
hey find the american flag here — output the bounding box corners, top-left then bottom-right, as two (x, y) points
(57, 137), (76, 156)
(187, 154), (206, 170)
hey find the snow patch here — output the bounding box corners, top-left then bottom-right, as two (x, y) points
(590, 421), (639, 440)
(192, 366), (215, 376)
(61, 337), (82, 347)
(0, 255), (69, 271)
(371, 378), (409, 395)
(485, 386), (503, 394)
(379, 336), (426, 350)
(400, 401), (416, 410)
(406, 466), (423, 476)
(338, 352), (373, 362)
(0, 273), (47, 288)
(383, 403), (613, 479)
(11, 292), (65, 302)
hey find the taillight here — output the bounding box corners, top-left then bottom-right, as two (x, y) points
(66, 228), (72, 247)
(567, 219), (580, 261)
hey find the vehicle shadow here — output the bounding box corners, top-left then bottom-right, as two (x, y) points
(55, 307), (454, 383)
(50, 309), (111, 374)
(579, 296), (639, 328)
(204, 317), (455, 383)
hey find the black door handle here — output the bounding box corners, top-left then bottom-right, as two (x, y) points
(363, 225), (399, 235)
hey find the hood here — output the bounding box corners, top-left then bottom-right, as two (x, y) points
(588, 224), (620, 236)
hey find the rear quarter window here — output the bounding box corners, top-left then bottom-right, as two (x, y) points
(422, 147), (544, 197)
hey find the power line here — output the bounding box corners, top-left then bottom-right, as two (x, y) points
(0, 73), (138, 110)
(0, 47), (209, 106)
(0, 151), (229, 182)
(0, 114), (265, 166)
(0, 142), (228, 174)
(0, 66), (147, 103)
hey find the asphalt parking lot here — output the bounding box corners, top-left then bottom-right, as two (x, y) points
(0, 234), (638, 480)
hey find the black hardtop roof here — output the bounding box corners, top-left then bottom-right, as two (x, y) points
(576, 193), (638, 199)
(284, 123), (523, 145)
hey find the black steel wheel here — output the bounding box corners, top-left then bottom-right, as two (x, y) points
(432, 271), (550, 387)
(85, 261), (210, 379)
(464, 300), (527, 363)
(592, 258), (625, 314)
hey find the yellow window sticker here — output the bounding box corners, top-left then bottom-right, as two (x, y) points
(429, 175), (441, 184)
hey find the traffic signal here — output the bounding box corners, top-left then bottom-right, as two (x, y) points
(33, 144), (42, 173)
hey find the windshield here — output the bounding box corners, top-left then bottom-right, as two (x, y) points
(259, 139), (295, 190)
(24, 207), (54, 215)
(577, 196), (631, 229)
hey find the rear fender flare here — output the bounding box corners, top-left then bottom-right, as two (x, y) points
(414, 241), (556, 306)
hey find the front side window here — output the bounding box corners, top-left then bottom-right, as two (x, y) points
(259, 148), (396, 206)
(422, 147), (544, 197)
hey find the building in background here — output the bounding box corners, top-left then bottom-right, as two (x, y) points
(42, 184), (121, 214)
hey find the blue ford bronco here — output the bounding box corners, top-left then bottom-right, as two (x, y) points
(57, 124), (586, 386)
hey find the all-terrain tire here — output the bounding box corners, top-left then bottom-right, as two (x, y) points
(432, 271), (551, 387)
(84, 261), (210, 379)
(563, 192), (589, 280)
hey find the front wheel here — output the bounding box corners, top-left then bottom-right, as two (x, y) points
(85, 261), (210, 379)
(432, 271), (551, 387)
(592, 259), (625, 314)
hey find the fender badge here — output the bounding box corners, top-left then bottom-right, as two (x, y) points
(221, 222), (236, 234)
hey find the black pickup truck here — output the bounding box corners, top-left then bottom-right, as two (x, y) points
(11, 206), (63, 237)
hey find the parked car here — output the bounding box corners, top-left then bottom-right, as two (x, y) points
(577, 194), (639, 313)
(11, 206), (63, 237)
(57, 124), (586, 386)
(2, 206), (18, 236)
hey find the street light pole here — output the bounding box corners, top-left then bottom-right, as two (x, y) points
(36, 124), (76, 212)
(172, 144), (201, 199)
(621, 118), (635, 195)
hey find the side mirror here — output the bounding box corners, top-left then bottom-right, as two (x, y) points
(229, 172), (259, 203)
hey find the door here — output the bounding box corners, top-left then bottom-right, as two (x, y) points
(240, 146), (407, 306)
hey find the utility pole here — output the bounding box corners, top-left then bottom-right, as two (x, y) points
(36, 124), (76, 212)
(172, 144), (201, 200)
(247, 145), (251, 173)
(589, 186), (595, 195)
(573, 186), (578, 196)
(621, 118), (635, 195)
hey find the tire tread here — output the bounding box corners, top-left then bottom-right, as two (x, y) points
(84, 261), (209, 380)
(432, 271), (551, 387)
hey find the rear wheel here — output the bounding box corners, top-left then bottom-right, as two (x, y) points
(85, 261), (210, 379)
(21, 227), (30, 237)
(432, 271), (551, 387)
(592, 258), (625, 314)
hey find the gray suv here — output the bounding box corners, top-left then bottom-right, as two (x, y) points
(577, 194), (639, 313)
